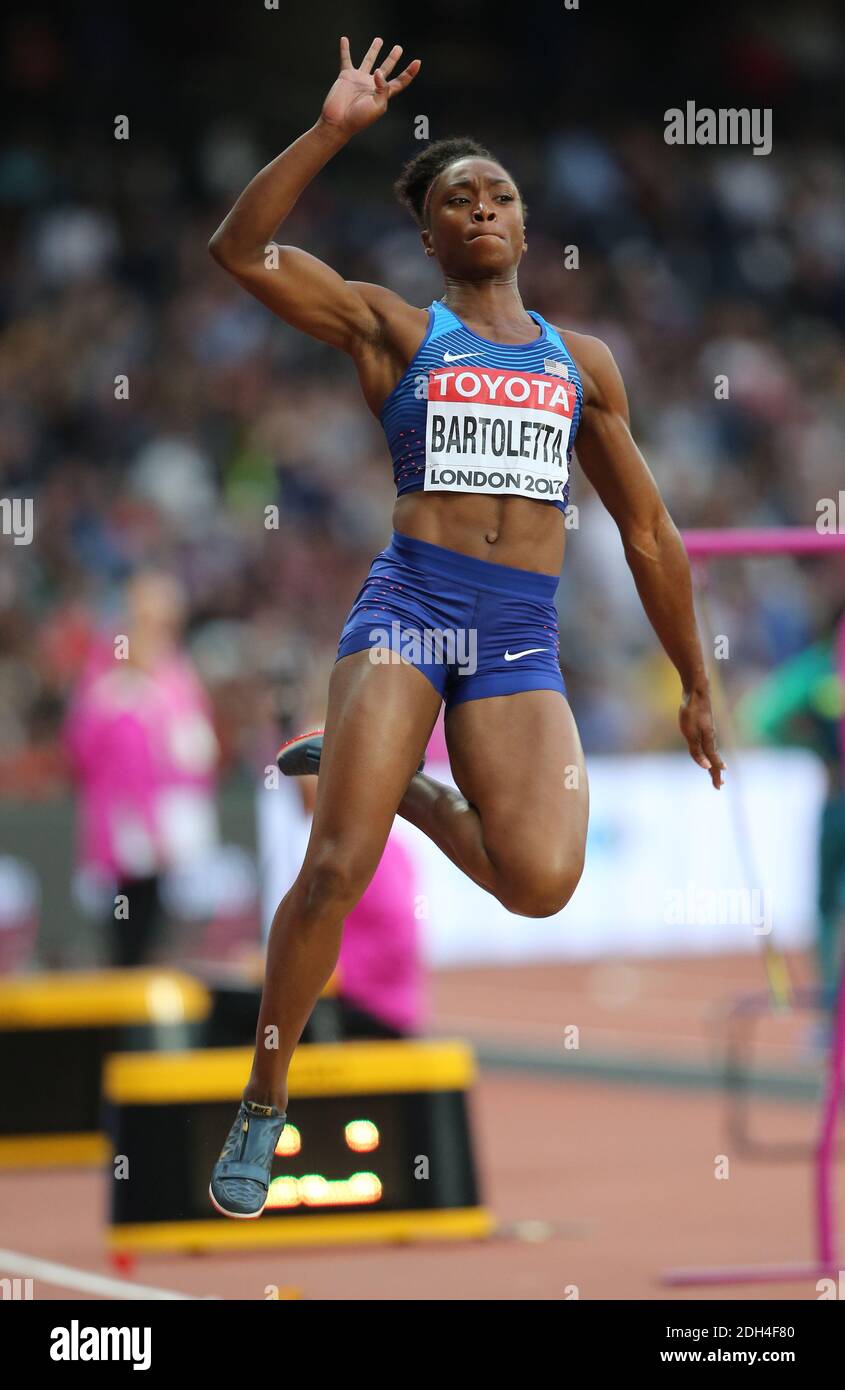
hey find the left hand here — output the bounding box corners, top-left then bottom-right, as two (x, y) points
(679, 687), (726, 789)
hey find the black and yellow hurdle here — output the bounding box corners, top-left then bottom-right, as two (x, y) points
(104, 1039), (492, 1250)
(0, 969), (210, 1167)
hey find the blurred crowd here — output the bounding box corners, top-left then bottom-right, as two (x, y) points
(1, 7), (845, 802)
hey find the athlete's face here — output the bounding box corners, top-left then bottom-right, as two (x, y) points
(421, 158), (526, 278)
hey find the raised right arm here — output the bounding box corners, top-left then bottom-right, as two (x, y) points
(208, 120), (377, 352)
(208, 37), (420, 356)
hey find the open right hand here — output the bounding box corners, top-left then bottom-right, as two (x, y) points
(679, 686), (726, 790)
(319, 36), (421, 138)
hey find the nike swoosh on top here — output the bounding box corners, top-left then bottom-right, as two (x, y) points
(442, 351), (480, 363)
(503, 648), (547, 661)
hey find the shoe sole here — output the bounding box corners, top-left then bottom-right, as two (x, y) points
(276, 729), (324, 769)
(276, 729), (426, 777)
(208, 1182), (267, 1220)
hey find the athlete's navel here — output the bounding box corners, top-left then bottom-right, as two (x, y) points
(484, 530), (499, 545)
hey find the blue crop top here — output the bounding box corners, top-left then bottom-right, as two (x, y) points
(379, 299), (582, 514)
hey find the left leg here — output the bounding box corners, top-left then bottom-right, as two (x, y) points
(398, 688), (588, 917)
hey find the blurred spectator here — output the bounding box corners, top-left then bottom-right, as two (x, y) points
(738, 610), (845, 1000)
(257, 657), (429, 1038)
(63, 570), (219, 966)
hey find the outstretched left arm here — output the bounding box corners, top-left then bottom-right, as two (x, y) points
(564, 329), (725, 789)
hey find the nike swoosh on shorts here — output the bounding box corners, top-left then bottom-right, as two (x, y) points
(503, 648), (547, 661)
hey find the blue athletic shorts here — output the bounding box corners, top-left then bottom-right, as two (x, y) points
(336, 530), (566, 711)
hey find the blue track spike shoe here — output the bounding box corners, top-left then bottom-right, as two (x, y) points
(209, 1099), (287, 1219)
(276, 728), (426, 777)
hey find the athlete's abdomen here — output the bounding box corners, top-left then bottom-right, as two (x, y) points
(393, 490), (566, 576)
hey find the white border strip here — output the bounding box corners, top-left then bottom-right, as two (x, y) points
(0, 1249), (218, 1301)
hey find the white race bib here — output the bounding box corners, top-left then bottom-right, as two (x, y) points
(424, 366), (575, 501)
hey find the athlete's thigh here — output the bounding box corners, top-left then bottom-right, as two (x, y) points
(305, 648), (442, 861)
(444, 689), (589, 853)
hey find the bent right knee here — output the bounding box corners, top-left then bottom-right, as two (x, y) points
(294, 851), (374, 924)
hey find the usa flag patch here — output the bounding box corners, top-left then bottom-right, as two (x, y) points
(544, 358), (569, 379)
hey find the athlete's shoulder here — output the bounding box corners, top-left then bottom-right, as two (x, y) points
(552, 326), (613, 372)
(552, 327), (626, 410)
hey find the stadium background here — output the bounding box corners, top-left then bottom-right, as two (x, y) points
(0, 0), (844, 1300)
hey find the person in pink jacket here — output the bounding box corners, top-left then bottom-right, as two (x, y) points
(64, 571), (219, 967)
(257, 655), (429, 1037)
(337, 832), (426, 1037)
